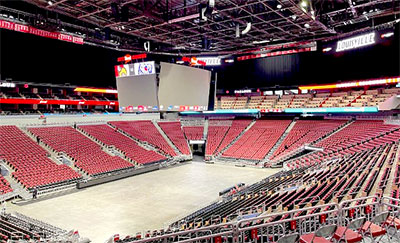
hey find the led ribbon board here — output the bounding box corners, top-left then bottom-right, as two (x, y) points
(336, 32), (376, 52)
(285, 107), (379, 113)
(299, 77), (400, 90)
(0, 19), (84, 44)
(0, 98), (117, 106)
(74, 88), (118, 94)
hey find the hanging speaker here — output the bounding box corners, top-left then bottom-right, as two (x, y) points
(202, 37), (211, 50)
(111, 2), (120, 20)
(235, 24), (240, 38)
(121, 5), (129, 22)
(104, 27), (111, 40)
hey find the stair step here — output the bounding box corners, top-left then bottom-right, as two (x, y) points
(215, 120), (256, 159)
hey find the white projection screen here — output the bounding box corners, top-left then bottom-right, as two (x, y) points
(116, 74), (159, 112)
(158, 62), (211, 111)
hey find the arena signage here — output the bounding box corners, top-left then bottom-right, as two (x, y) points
(260, 109), (283, 113)
(180, 56), (222, 66)
(336, 32), (376, 52)
(234, 89), (252, 94)
(0, 19), (84, 45)
(133, 61), (155, 75)
(114, 61), (155, 77)
(181, 57), (206, 66)
(117, 53), (147, 63)
(0, 82), (16, 88)
(178, 105), (207, 111)
(195, 57), (221, 66)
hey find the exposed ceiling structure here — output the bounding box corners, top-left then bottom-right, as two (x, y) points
(1, 0), (399, 54)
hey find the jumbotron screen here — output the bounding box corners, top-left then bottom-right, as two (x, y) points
(158, 62), (211, 111)
(115, 61), (159, 112)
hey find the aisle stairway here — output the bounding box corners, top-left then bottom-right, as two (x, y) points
(152, 121), (182, 156)
(21, 126), (88, 178)
(263, 119), (297, 162)
(107, 122), (172, 159)
(214, 120), (256, 159)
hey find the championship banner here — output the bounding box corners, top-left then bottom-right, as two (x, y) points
(0, 19), (84, 45)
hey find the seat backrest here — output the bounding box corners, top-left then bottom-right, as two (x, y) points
(314, 225), (337, 238)
(277, 233), (299, 243)
(348, 217), (366, 230)
(372, 212), (390, 225)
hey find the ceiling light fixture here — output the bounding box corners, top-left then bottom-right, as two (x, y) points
(252, 40), (270, 44)
(277, 4), (282, 9)
(304, 23), (310, 28)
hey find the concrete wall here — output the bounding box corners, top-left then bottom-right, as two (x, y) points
(0, 113), (160, 126)
(378, 95), (400, 111)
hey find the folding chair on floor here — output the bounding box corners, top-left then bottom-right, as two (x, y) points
(361, 212), (389, 243)
(333, 217), (365, 243)
(300, 224), (338, 243)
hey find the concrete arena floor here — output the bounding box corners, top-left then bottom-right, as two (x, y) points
(8, 162), (280, 243)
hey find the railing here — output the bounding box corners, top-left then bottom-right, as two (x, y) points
(125, 196), (400, 243)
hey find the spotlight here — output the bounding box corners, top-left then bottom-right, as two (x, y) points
(301, 1), (307, 7)
(291, 15), (297, 20)
(48, 1), (53, 5)
(277, 4), (282, 9)
(381, 32), (394, 38)
(304, 23), (310, 28)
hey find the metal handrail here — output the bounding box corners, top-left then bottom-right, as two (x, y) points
(118, 196), (400, 243)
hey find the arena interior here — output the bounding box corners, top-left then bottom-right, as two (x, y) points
(1, 0), (400, 242)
